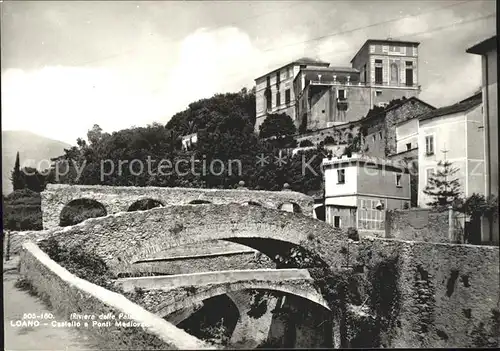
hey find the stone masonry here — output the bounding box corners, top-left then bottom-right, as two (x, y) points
(41, 184), (314, 229)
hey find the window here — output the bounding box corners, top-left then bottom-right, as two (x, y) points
(396, 174), (402, 187)
(276, 92), (281, 106)
(405, 61), (414, 86)
(334, 216), (341, 228)
(389, 45), (400, 53)
(378, 131), (383, 140)
(375, 60), (383, 84)
(425, 135), (434, 155)
(337, 169), (345, 184)
(363, 64), (367, 82)
(285, 89), (291, 104)
(406, 143), (412, 150)
(372, 135), (376, 143)
(276, 71), (280, 86)
(376, 90), (382, 96)
(338, 89), (346, 100)
(266, 76), (271, 87)
(426, 168), (435, 185)
(390, 63), (399, 84)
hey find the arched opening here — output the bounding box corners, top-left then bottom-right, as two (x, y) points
(189, 200), (212, 205)
(171, 289), (333, 348)
(314, 205), (326, 221)
(59, 198), (107, 227)
(278, 202), (302, 213)
(224, 237), (327, 269)
(176, 294), (240, 347)
(246, 201), (262, 207)
(127, 199), (164, 212)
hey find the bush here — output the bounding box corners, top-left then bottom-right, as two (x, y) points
(2, 190), (42, 230)
(347, 227), (359, 241)
(299, 139), (314, 147)
(324, 136), (336, 145)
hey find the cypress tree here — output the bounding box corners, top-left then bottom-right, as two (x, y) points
(10, 152), (25, 191)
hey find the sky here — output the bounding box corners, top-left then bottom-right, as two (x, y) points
(1, 0), (496, 145)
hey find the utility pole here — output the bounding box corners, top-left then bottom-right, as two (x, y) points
(441, 144), (449, 202)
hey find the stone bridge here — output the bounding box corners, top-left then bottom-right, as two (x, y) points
(41, 184), (314, 229)
(43, 203), (347, 271)
(114, 268), (330, 317)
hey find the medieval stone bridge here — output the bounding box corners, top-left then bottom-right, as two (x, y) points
(115, 269), (330, 317)
(114, 268), (331, 316)
(43, 203), (347, 271)
(41, 184), (314, 229)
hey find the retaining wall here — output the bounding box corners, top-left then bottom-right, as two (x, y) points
(349, 238), (500, 348)
(18, 242), (213, 350)
(385, 209), (462, 243)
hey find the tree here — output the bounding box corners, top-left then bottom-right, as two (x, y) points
(11, 151), (24, 190)
(259, 113), (297, 139)
(422, 160), (462, 209)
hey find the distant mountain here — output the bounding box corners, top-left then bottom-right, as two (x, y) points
(2, 131), (71, 194)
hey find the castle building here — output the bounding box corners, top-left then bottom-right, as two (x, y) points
(254, 58), (330, 132)
(254, 39), (422, 133)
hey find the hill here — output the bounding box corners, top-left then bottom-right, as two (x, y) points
(2, 131), (71, 194)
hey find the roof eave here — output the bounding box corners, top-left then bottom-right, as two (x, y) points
(466, 36), (497, 55)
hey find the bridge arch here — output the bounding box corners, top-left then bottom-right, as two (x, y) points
(278, 202), (302, 213)
(146, 282), (331, 318)
(127, 198), (164, 212)
(59, 198), (107, 227)
(46, 204), (345, 272)
(188, 200), (212, 205)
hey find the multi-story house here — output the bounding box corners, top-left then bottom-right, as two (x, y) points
(466, 36), (498, 198)
(255, 39), (422, 133)
(466, 36), (498, 244)
(350, 39), (421, 106)
(322, 153), (410, 234)
(254, 58), (330, 132)
(410, 93), (485, 207)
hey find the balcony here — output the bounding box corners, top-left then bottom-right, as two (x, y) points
(371, 81), (420, 89)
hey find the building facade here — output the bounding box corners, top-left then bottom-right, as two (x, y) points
(322, 154), (410, 234)
(466, 36), (498, 198)
(413, 93), (485, 207)
(254, 39), (423, 134)
(254, 58), (330, 132)
(466, 36), (498, 244)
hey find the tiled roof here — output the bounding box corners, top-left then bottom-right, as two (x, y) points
(295, 57), (330, 65)
(418, 93), (482, 122)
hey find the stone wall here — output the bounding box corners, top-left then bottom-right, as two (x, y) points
(41, 184), (314, 229)
(18, 242), (212, 350)
(385, 209), (459, 243)
(349, 238), (499, 348)
(384, 99), (435, 157)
